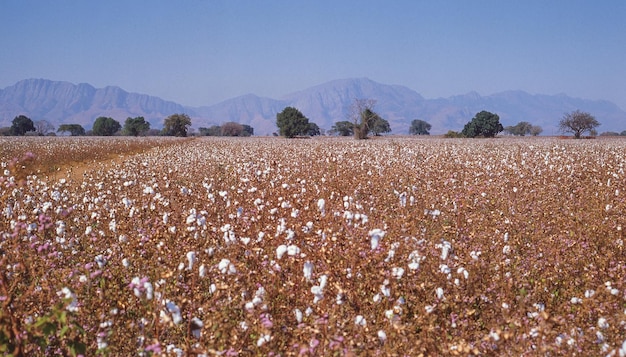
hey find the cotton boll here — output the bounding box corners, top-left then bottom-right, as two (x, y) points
(186, 251), (196, 270)
(303, 261), (314, 281)
(276, 245), (288, 259)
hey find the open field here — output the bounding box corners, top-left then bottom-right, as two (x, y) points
(2, 136), (626, 355)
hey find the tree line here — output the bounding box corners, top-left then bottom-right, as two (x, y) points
(2, 106), (606, 139)
(1, 114), (246, 138)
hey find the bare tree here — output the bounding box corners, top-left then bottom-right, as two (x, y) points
(559, 110), (600, 139)
(34, 120), (55, 136)
(347, 99), (377, 139)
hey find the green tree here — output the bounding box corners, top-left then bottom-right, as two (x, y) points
(331, 121), (354, 136)
(504, 121), (533, 136)
(409, 119), (431, 135)
(57, 124), (86, 136)
(370, 115), (391, 136)
(559, 110), (600, 139)
(444, 130), (464, 138)
(530, 125), (543, 136)
(92, 117), (121, 136)
(123, 117), (150, 136)
(276, 107), (309, 138)
(199, 126), (222, 136)
(461, 111), (503, 138)
(10, 115), (35, 136)
(242, 125), (254, 137)
(163, 113), (192, 137)
(221, 122), (244, 136)
(307, 122), (321, 136)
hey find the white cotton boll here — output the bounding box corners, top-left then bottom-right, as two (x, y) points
(276, 245), (288, 259)
(165, 301), (182, 325)
(257, 334), (271, 347)
(144, 281), (153, 300)
(502, 245), (511, 255)
(336, 293), (344, 305)
(199, 264), (206, 278)
(570, 297), (582, 304)
(373, 293), (381, 303)
(377, 330), (387, 342)
(191, 317), (203, 339)
(311, 286), (324, 304)
(122, 258), (129, 268)
(425, 305), (435, 314)
(287, 245), (300, 256)
(440, 264), (451, 275)
(317, 198), (326, 215)
(392, 267), (405, 280)
(317, 275), (328, 289)
(585, 289), (595, 298)
(143, 186), (154, 194)
(470, 251), (481, 260)
(369, 229), (385, 250)
(436, 287), (444, 300)
(218, 259), (231, 274)
(186, 251), (196, 270)
(619, 339), (626, 357)
(109, 220), (116, 233)
(598, 317), (609, 329)
(56, 221), (66, 235)
(294, 308), (303, 323)
(380, 285), (390, 297)
(355, 315), (367, 326)
(457, 267), (469, 280)
(303, 261), (314, 281)
(95, 254), (107, 268)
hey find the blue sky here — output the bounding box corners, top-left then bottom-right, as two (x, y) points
(2, 0), (625, 109)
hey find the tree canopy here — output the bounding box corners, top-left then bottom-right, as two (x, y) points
(34, 120), (55, 136)
(331, 121), (354, 136)
(57, 124), (86, 136)
(369, 114), (391, 136)
(559, 110), (600, 139)
(10, 115), (35, 136)
(409, 119), (431, 135)
(504, 121), (533, 136)
(123, 117), (150, 136)
(93, 117), (121, 136)
(348, 99), (389, 139)
(461, 111), (503, 138)
(305, 123), (320, 136)
(163, 113), (192, 137)
(276, 107), (310, 138)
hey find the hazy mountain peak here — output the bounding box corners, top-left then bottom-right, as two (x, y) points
(1, 78), (625, 135)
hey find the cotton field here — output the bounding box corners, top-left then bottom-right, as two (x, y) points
(2, 136), (626, 355)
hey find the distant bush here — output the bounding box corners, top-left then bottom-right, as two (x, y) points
(444, 130), (464, 138)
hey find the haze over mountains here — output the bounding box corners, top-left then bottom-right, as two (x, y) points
(1, 78), (625, 135)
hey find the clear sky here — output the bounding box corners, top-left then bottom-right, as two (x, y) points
(2, 0), (625, 109)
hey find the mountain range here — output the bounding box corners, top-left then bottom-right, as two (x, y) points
(1, 78), (625, 135)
